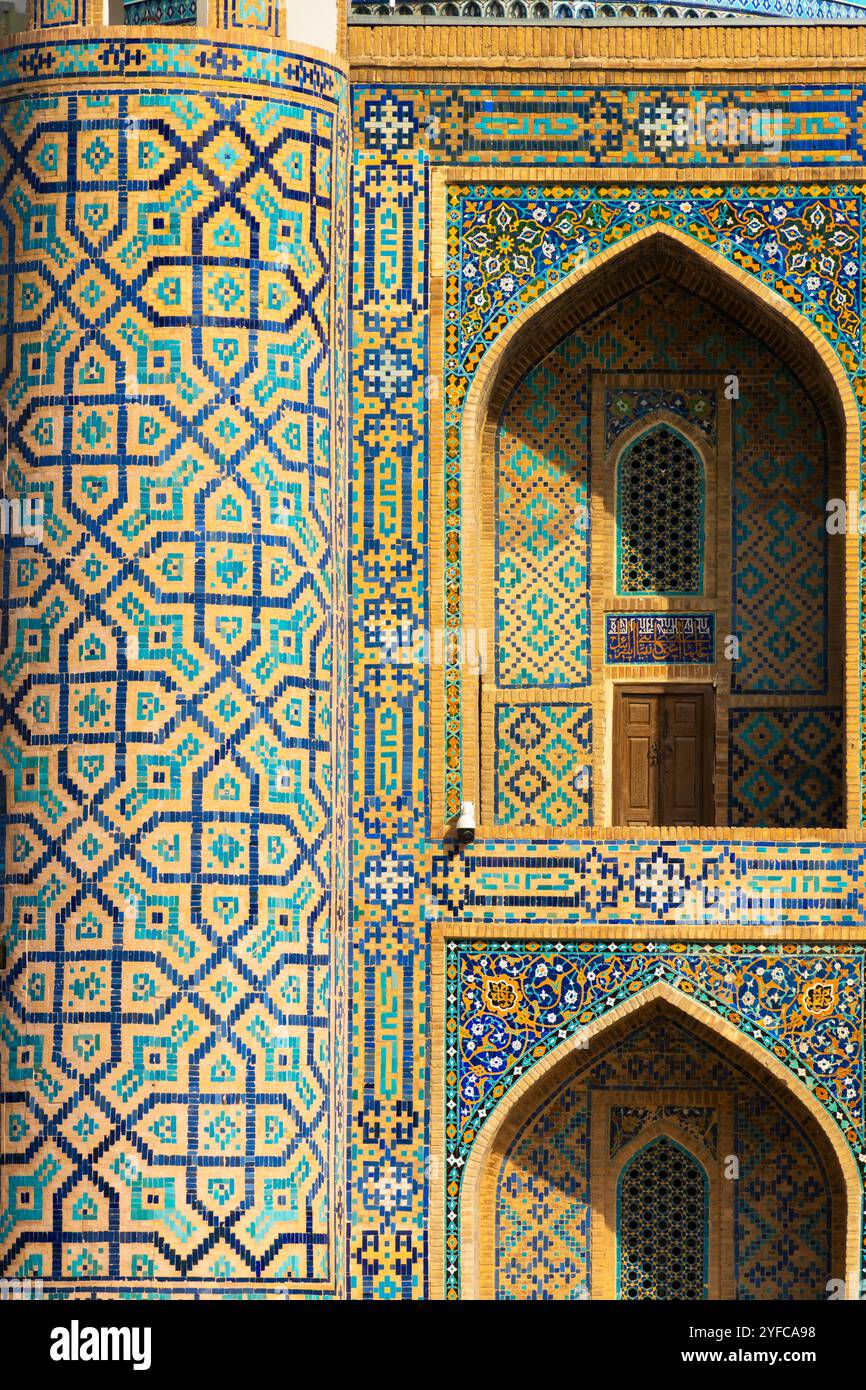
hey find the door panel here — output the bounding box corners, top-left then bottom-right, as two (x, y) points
(616, 694), (659, 826)
(614, 687), (713, 826)
(661, 694), (704, 825)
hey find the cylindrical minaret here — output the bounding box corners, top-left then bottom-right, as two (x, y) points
(0, 0), (348, 1295)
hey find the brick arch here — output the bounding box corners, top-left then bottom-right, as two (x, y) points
(446, 223), (860, 831)
(459, 982), (861, 1300)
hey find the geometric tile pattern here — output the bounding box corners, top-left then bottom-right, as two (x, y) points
(0, 42), (346, 104)
(450, 940), (864, 1298)
(351, 79), (866, 1291)
(729, 709), (845, 827)
(0, 38), (864, 1308)
(732, 364), (829, 694)
(487, 274), (835, 824)
(349, 118), (429, 1300)
(31, 0), (87, 27)
(494, 704), (592, 828)
(444, 187), (851, 815)
(126, 0), (198, 22)
(348, 102), (861, 1295)
(0, 45), (859, 1304)
(737, 1089), (834, 1300)
(494, 1012), (834, 1301)
(0, 60), (348, 1296)
(495, 1075), (589, 1301)
(495, 352), (589, 687)
(348, 81), (864, 1302)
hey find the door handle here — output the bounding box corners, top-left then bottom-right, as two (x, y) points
(648, 741), (673, 766)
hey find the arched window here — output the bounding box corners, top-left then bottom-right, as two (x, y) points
(617, 1136), (708, 1300)
(617, 425), (704, 595)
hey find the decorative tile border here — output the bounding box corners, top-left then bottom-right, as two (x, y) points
(0, 40), (345, 100)
(431, 840), (866, 925)
(358, 86), (866, 168)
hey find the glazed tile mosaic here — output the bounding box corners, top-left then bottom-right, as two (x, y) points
(443, 187), (849, 815)
(728, 708), (845, 827)
(0, 46), (349, 1295)
(604, 615), (716, 665)
(446, 940), (865, 1298)
(349, 72), (866, 1291)
(431, 841), (866, 924)
(350, 118), (429, 1302)
(480, 275), (840, 827)
(605, 387), (717, 447)
(3, 14), (866, 1303)
(357, 86), (866, 167)
(495, 1014), (835, 1300)
(495, 1071), (590, 1300)
(730, 363), (831, 696)
(493, 704), (593, 828)
(495, 353), (590, 689)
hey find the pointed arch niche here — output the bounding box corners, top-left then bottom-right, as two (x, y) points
(457, 984), (861, 1301)
(434, 224), (860, 834)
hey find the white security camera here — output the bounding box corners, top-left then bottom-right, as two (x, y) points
(455, 801), (476, 845)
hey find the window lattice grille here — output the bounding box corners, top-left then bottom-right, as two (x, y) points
(124, 0), (196, 22)
(617, 425), (703, 594)
(618, 1136), (708, 1300)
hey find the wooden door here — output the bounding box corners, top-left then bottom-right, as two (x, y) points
(617, 692), (660, 827)
(614, 687), (713, 826)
